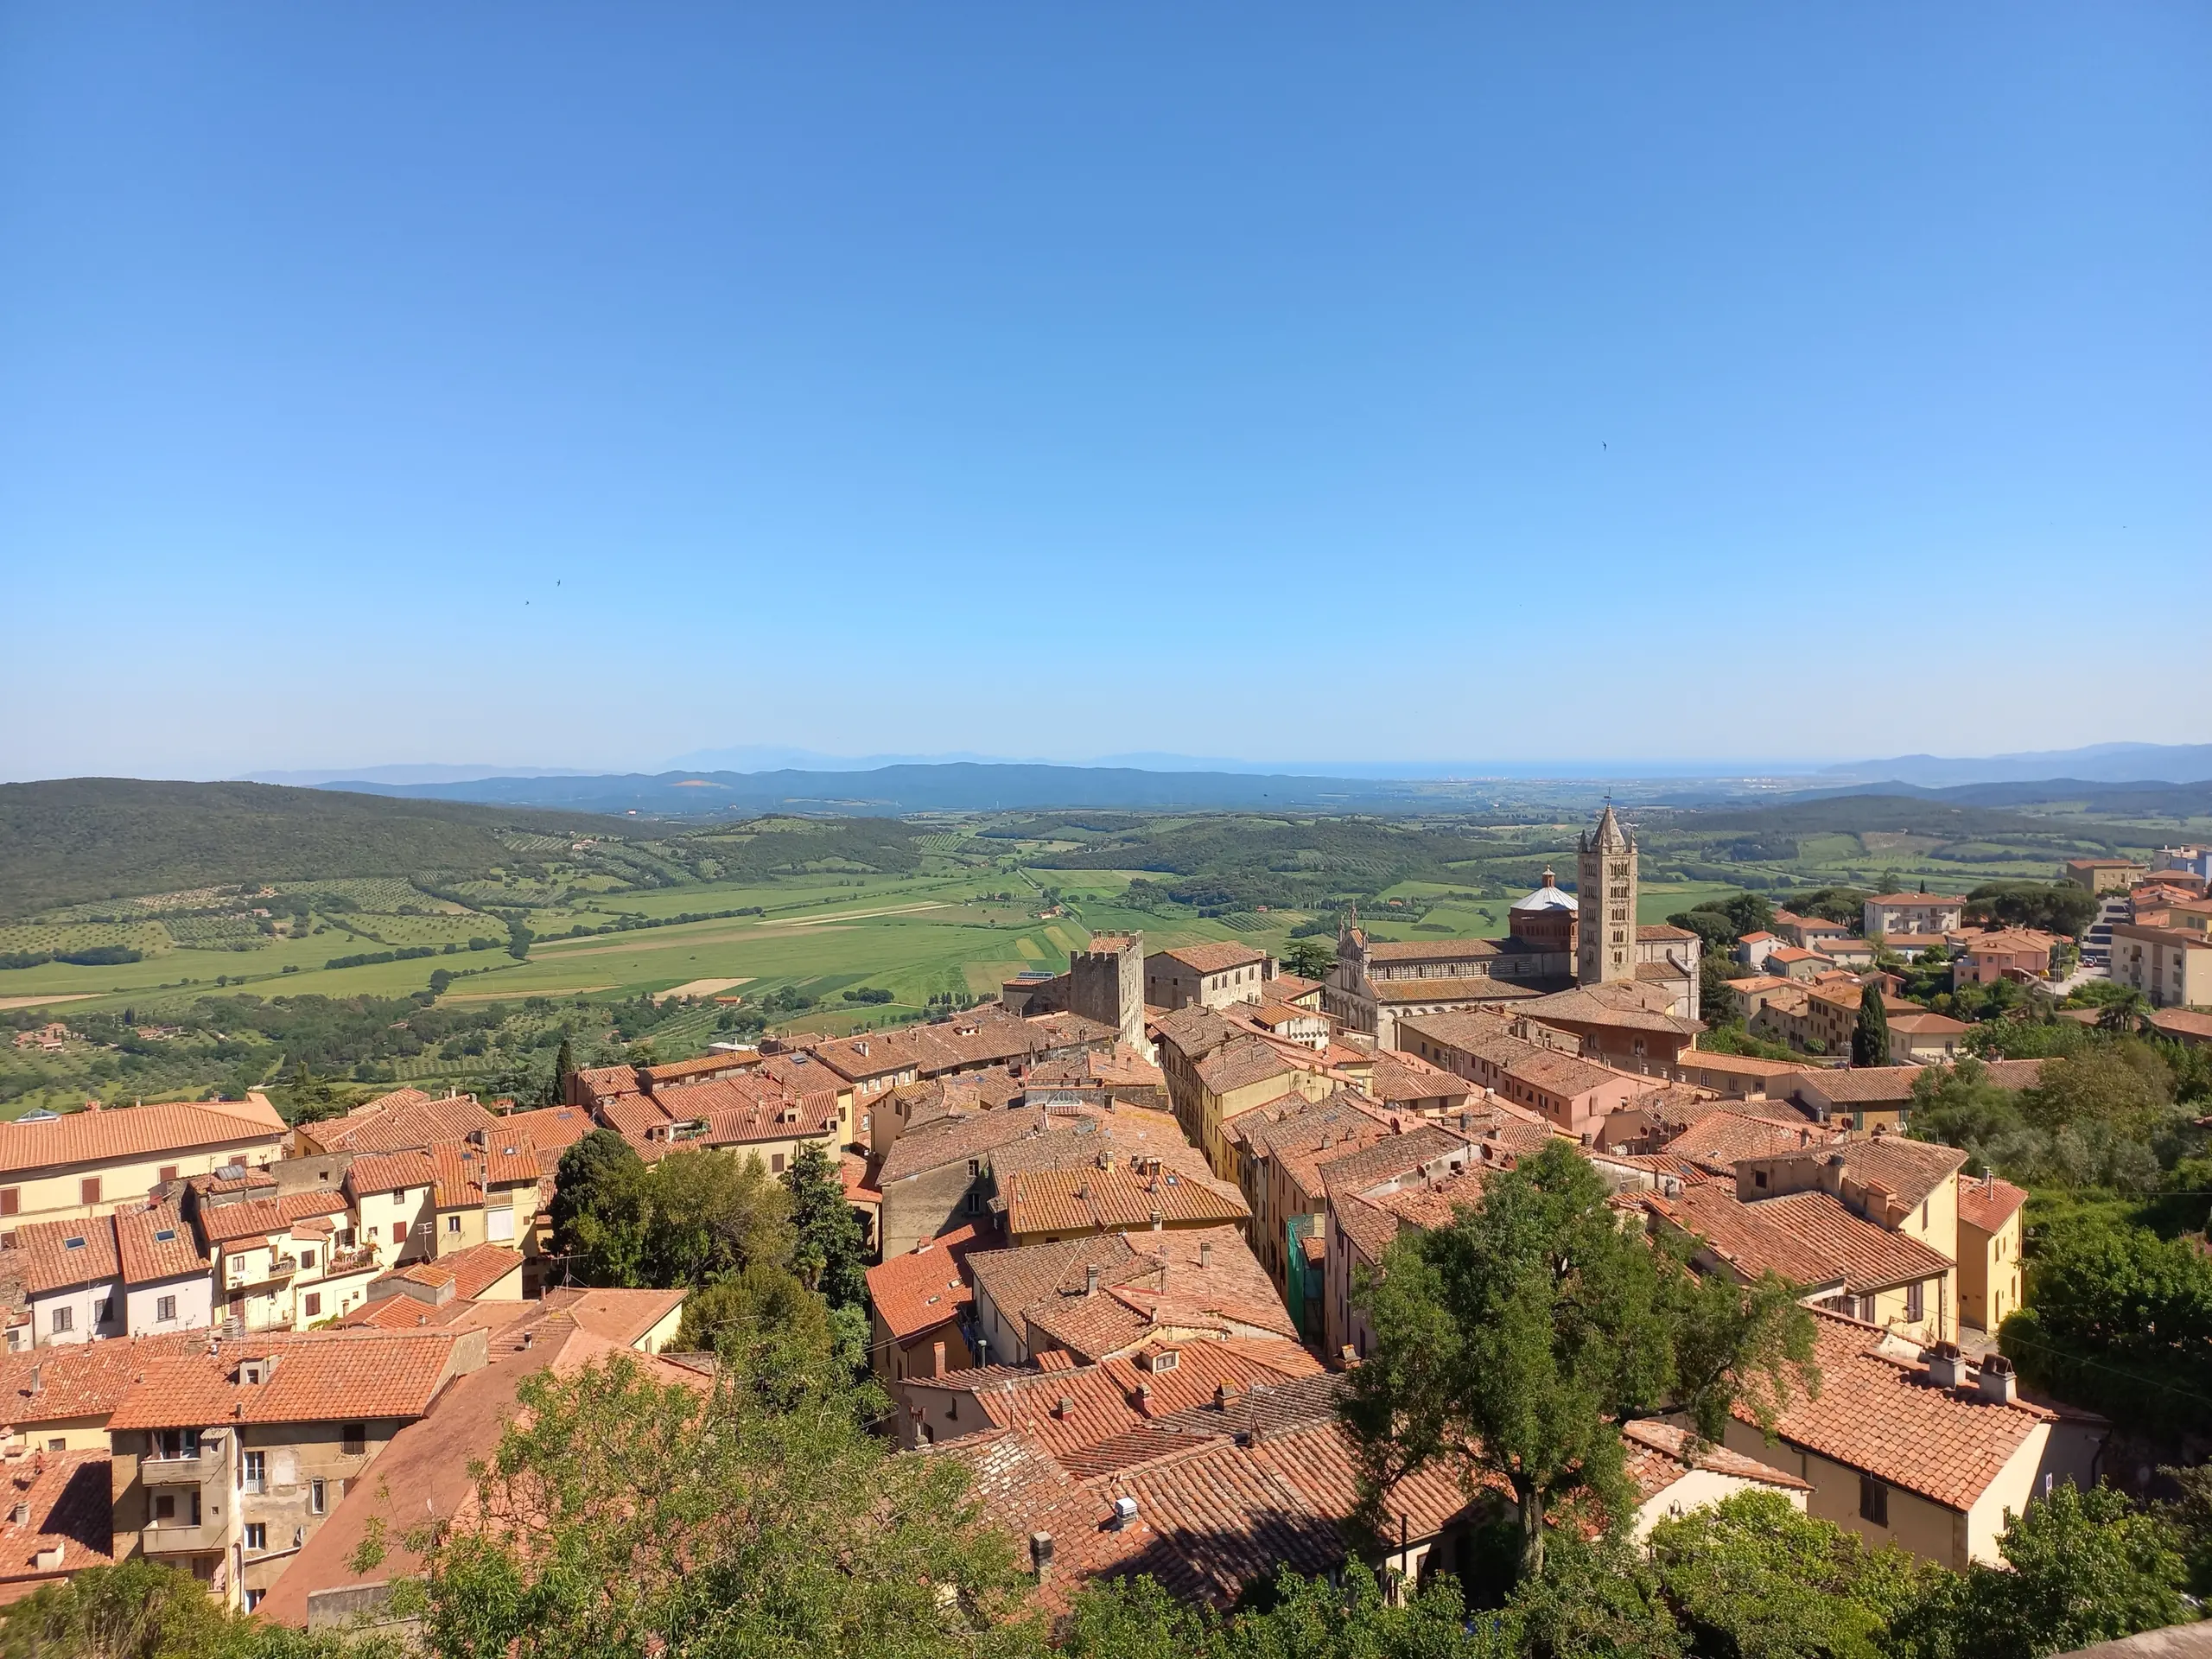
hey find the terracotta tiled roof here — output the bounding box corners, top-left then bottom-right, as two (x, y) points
(1000, 1162), (1249, 1236)
(193, 1189), (351, 1249)
(495, 1107), (594, 1164)
(840, 1150), (880, 1205)
(1660, 1110), (1828, 1174)
(1192, 1037), (1306, 1096)
(0, 1446), (112, 1592)
(308, 1091), (501, 1155)
(923, 1365), (1477, 1611)
(1158, 942), (1266, 976)
(0, 1332), (208, 1427)
(1643, 1185), (1846, 1291)
(1867, 893), (1967, 908)
(385, 1243), (524, 1301)
(1520, 982), (1701, 1036)
(1782, 1067), (1924, 1106)
(1817, 1135), (1969, 1212)
(1620, 1419), (1808, 1497)
(982, 1227), (1294, 1362)
(1363, 938), (1500, 963)
(0, 1097), (283, 1178)
(1371, 976), (1542, 1006)
(1736, 1309), (2052, 1511)
(1263, 972), (1322, 1004)
(2149, 1008), (2212, 1043)
(1637, 924), (1698, 943)
(1364, 1052), (1471, 1106)
(1955, 1172), (2028, 1234)
(107, 1330), (465, 1429)
(878, 1105), (1070, 1187)
(1372, 1167), (1487, 1232)
(867, 1227), (979, 1343)
(538, 1286), (690, 1348)
(0, 1215), (121, 1295)
(343, 1148), (439, 1200)
(569, 1065), (643, 1101)
(1750, 1190), (1954, 1292)
(1148, 1005), (1236, 1064)
(115, 1201), (207, 1284)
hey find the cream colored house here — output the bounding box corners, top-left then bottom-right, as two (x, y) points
(1722, 1313), (2103, 1569)
(0, 1096), (285, 1234)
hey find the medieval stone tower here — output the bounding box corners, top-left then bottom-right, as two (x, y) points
(1070, 931), (1144, 1052)
(1576, 805), (1637, 987)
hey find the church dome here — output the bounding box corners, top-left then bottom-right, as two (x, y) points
(1511, 868), (1578, 912)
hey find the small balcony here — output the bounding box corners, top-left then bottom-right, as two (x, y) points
(325, 1245), (379, 1275)
(141, 1521), (225, 1554)
(142, 1450), (222, 1484)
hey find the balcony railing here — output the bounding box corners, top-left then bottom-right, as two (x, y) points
(325, 1246), (379, 1275)
(141, 1521), (225, 1554)
(142, 1450), (222, 1484)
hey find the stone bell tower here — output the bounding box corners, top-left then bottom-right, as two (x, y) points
(1576, 804), (1637, 987)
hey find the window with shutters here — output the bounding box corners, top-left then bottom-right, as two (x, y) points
(304, 1293), (321, 1318)
(1859, 1475), (1888, 1526)
(49, 1307), (71, 1333)
(79, 1179), (101, 1205)
(341, 1423), (366, 1456)
(0, 1190), (16, 1217)
(156, 1295), (176, 1321)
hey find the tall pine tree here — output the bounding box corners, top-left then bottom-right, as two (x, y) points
(782, 1141), (868, 1309)
(1852, 981), (1892, 1067)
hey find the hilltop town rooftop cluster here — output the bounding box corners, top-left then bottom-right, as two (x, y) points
(0, 810), (2204, 1630)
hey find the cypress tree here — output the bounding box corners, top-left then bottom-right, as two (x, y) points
(1852, 982), (1891, 1067)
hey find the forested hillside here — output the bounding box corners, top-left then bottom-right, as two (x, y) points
(0, 779), (658, 917)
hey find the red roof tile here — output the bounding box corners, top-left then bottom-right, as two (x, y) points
(866, 1227), (979, 1342)
(0, 1097), (283, 1178)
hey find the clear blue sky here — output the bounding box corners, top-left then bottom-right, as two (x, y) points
(3, 4), (2207, 781)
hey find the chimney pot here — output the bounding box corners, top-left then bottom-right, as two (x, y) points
(1923, 1342), (1966, 1389)
(1084, 1265), (1101, 1297)
(1977, 1354), (2018, 1404)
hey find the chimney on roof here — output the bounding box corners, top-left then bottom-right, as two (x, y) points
(1149, 1210), (1163, 1232)
(1054, 1393), (1072, 1418)
(931, 1340), (946, 1378)
(1198, 1240), (1212, 1270)
(8, 1503), (26, 1525)
(1030, 1530), (1053, 1580)
(1977, 1353), (2018, 1404)
(26, 1366), (38, 1397)
(1215, 1382), (1236, 1409)
(1084, 1265), (1100, 1298)
(1112, 1494), (1140, 1529)
(1923, 1342), (1966, 1389)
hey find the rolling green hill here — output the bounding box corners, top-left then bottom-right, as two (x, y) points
(0, 779), (666, 918)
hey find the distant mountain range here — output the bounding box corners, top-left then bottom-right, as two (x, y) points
(1816, 743), (2212, 788)
(310, 764), (1447, 817)
(237, 740), (2212, 817)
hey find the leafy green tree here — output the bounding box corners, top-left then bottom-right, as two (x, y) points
(1668, 910), (1739, 957)
(2001, 1222), (2212, 1434)
(1783, 887), (1872, 927)
(1505, 1535), (1683, 1659)
(0, 1560), (371, 1658)
(642, 1147), (792, 1290)
(1060, 1563), (1510, 1659)
(2022, 1046), (2174, 1137)
(407, 1345), (1038, 1659)
(548, 1129), (652, 1287)
(783, 1141), (868, 1308)
(1893, 1484), (2195, 1659)
(1851, 983), (1891, 1069)
(1341, 1142), (1815, 1578)
(1964, 880), (2098, 938)
(1281, 938), (1337, 981)
(1649, 1491), (1942, 1659)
